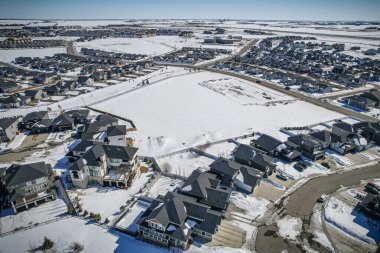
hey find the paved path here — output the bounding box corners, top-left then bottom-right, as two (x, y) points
(255, 162), (380, 253)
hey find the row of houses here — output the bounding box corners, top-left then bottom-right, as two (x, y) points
(341, 89), (380, 111)
(153, 47), (230, 65)
(135, 153), (268, 249)
(80, 48), (146, 62)
(240, 36), (380, 88)
(0, 38), (65, 49)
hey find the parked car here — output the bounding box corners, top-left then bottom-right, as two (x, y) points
(365, 182), (380, 194)
(294, 161), (308, 171)
(318, 194), (328, 203)
(276, 173), (288, 181)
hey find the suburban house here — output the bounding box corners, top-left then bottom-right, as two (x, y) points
(309, 130), (332, 149)
(0, 116), (20, 142)
(64, 109), (90, 124)
(359, 193), (380, 219)
(233, 144), (275, 176)
(136, 191), (223, 249)
(354, 121), (380, 145)
(287, 134), (325, 161)
(209, 157), (263, 193)
(51, 114), (75, 131)
(343, 95), (376, 111)
(68, 144), (140, 188)
(77, 76), (94, 85)
(106, 125), (128, 146)
(24, 89), (47, 101)
(31, 119), (53, 133)
(0, 162), (56, 213)
(330, 121), (373, 154)
(251, 133), (301, 162)
(178, 169), (231, 211)
(0, 79), (20, 93)
(23, 111), (49, 129)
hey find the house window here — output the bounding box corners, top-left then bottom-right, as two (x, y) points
(72, 171), (79, 179)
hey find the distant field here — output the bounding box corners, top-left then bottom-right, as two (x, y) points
(94, 70), (342, 156)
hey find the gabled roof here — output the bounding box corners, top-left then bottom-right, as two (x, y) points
(146, 192), (190, 227)
(106, 125), (126, 137)
(0, 117), (19, 130)
(287, 134), (321, 148)
(238, 166), (264, 187)
(309, 130), (331, 143)
(23, 111), (48, 122)
(180, 169), (230, 210)
(64, 109), (90, 120)
(332, 121), (355, 135)
(31, 118), (53, 129)
(254, 134), (283, 152)
(96, 114), (118, 124)
(209, 157), (240, 178)
(51, 114), (74, 126)
(233, 144), (273, 168)
(1, 162), (51, 187)
(102, 145), (138, 161)
(69, 144), (105, 171)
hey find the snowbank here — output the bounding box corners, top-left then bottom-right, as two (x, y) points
(277, 215), (303, 241)
(230, 192), (270, 219)
(324, 197), (380, 245)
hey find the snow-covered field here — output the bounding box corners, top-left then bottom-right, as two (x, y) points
(324, 197), (380, 245)
(0, 199), (67, 234)
(0, 47), (66, 63)
(199, 77), (295, 106)
(75, 36), (202, 56)
(94, 70), (342, 156)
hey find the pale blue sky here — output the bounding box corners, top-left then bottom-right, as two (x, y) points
(0, 0), (379, 21)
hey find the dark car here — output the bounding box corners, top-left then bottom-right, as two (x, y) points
(294, 161), (308, 171)
(276, 173), (288, 181)
(365, 182), (380, 194)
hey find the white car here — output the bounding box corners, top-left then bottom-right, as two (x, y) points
(318, 194), (328, 203)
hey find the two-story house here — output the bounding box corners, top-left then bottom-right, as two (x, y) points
(0, 162), (56, 213)
(68, 144), (140, 188)
(0, 116), (20, 142)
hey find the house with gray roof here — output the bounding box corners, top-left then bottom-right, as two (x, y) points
(0, 162), (56, 213)
(136, 191), (223, 249)
(179, 169), (230, 211)
(68, 143), (140, 188)
(23, 111), (48, 129)
(106, 125), (128, 146)
(233, 144), (276, 176)
(287, 134), (325, 161)
(209, 157), (264, 193)
(51, 114), (74, 131)
(0, 116), (20, 142)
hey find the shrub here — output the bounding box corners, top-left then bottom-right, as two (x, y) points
(104, 218), (110, 224)
(42, 237), (54, 250)
(69, 242), (84, 253)
(67, 207), (74, 215)
(119, 206), (125, 212)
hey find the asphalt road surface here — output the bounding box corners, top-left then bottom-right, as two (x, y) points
(255, 162), (380, 253)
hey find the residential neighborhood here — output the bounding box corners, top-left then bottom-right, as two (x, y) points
(0, 2), (380, 253)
